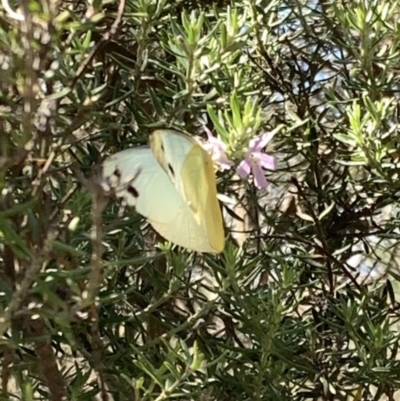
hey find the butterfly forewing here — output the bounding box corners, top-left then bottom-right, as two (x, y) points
(103, 148), (179, 224)
(150, 129), (195, 196)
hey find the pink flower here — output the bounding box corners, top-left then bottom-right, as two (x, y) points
(203, 127), (234, 171)
(236, 132), (276, 189)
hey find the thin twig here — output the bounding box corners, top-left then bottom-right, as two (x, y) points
(87, 182), (108, 400)
(89, 304), (109, 401)
(1, 345), (14, 395)
(0, 229), (58, 337)
(84, 180), (108, 304)
(69, 0), (126, 88)
(73, 167), (109, 399)
(292, 177), (335, 293)
(29, 319), (67, 401)
(265, 233), (362, 291)
(20, 0), (37, 146)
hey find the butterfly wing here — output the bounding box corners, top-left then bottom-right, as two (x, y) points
(180, 144), (225, 253)
(103, 147), (180, 223)
(150, 129), (224, 253)
(150, 129), (194, 195)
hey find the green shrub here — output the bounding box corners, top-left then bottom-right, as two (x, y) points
(1, 0), (400, 400)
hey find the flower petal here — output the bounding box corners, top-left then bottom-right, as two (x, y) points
(213, 150), (234, 170)
(251, 164), (269, 189)
(258, 153), (276, 170)
(236, 159), (251, 178)
(203, 125), (214, 140)
(248, 132), (275, 152)
(202, 126), (233, 170)
(203, 126), (226, 148)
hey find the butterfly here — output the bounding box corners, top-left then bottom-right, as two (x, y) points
(102, 129), (225, 253)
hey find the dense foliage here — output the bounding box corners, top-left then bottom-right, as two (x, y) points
(1, 0), (400, 400)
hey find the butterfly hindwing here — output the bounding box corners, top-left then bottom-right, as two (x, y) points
(151, 129), (225, 253)
(180, 143), (225, 253)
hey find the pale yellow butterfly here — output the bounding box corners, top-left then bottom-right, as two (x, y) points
(102, 129), (224, 253)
